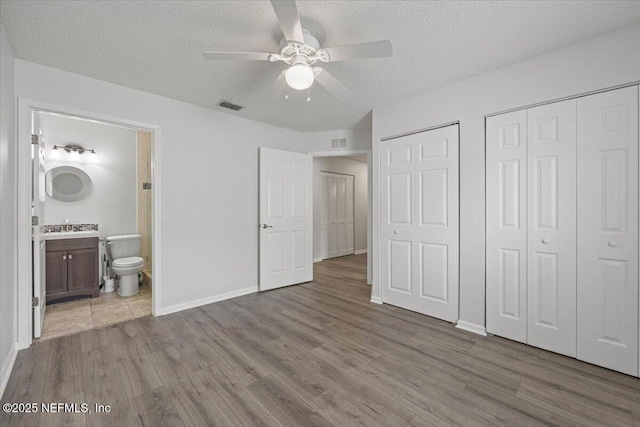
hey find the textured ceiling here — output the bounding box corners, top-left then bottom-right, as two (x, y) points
(2, 1), (640, 132)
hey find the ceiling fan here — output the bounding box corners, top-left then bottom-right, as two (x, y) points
(202, 0), (393, 102)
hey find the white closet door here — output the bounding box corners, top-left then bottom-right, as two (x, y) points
(486, 110), (528, 343)
(320, 174), (329, 259)
(526, 99), (577, 357)
(577, 86), (639, 376)
(321, 172), (354, 259)
(381, 124), (459, 322)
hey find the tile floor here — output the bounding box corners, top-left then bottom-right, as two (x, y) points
(40, 283), (152, 340)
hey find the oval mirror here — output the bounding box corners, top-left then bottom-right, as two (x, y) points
(45, 166), (93, 202)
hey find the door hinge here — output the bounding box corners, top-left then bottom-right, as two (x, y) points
(32, 215), (39, 226)
(32, 296), (39, 307)
(31, 134), (39, 145)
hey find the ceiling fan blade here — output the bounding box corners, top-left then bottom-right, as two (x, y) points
(321, 40), (393, 62)
(265, 71), (287, 100)
(202, 51), (272, 61)
(270, 0), (305, 44)
(314, 68), (354, 103)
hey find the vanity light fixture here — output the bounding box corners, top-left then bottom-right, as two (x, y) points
(53, 144), (96, 155)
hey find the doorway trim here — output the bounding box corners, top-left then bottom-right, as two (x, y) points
(307, 149), (372, 286)
(16, 98), (162, 349)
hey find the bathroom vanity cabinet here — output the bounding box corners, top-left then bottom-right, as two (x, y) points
(45, 237), (99, 302)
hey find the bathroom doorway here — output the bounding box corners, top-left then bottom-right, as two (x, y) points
(27, 109), (157, 341)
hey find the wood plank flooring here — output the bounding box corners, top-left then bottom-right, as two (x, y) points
(2, 254), (640, 426)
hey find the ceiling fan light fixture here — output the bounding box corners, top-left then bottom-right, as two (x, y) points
(285, 63), (314, 90)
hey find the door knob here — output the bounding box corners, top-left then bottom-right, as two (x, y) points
(541, 238), (549, 244)
(608, 241), (618, 247)
(393, 230), (400, 235)
(261, 224), (273, 229)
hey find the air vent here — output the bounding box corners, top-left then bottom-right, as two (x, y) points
(217, 100), (244, 111)
(330, 138), (347, 149)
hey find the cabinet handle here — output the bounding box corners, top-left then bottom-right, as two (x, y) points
(63, 255), (67, 260)
(394, 230), (400, 235)
(608, 241), (618, 247)
(541, 238), (549, 244)
(68, 254), (73, 260)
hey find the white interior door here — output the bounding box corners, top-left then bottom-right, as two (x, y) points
(526, 99), (577, 357)
(486, 110), (528, 343)
(32, 112), (46, 338)
(320, 172), (354, 259)
(381, 124), (459, 322)
(259, 147), (313, 291)
(577, 86), (639, 376)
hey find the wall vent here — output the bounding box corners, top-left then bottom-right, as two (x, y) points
(330, 138), (347, 149)
(217, 100), (244, 111)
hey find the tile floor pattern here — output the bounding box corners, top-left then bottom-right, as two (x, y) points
(40, 284), (152, 340)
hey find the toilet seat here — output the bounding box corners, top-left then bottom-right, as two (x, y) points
(112, 256), (144, 268)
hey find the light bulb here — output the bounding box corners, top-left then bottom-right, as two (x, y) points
(285, 63), (314, 90)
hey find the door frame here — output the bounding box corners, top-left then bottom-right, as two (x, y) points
(308, 149), (372, 285)
(16, 98), (162, 350)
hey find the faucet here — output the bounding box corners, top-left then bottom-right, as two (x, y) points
(65, 219), (70, 232)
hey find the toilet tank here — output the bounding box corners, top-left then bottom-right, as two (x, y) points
(106, 234), (141, 260)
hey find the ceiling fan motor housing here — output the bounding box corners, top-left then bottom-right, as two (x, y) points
(279, 29), (320, 58)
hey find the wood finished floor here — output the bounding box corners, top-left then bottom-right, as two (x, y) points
(2, 254), (640, 426)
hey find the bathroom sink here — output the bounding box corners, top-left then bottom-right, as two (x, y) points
(42, 230), (100, 240)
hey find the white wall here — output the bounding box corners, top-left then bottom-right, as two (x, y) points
(372, 23), (640, 329)
(313, 156), (368, 260)
(14, 60), (303, 313)
(0, 22), (17, 397)
(40, 113), (137, 239)
(304, 128), (372, 152)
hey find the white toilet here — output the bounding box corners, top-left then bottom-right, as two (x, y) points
(106, 234), (144, 297)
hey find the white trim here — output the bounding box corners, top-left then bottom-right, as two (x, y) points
(160, 286), (258, 315)
(17, 98), (162, 349)
(313, 257), (324, 263)
(370, 296), (382, 304)
(0, 343), (18, 399)
(354, 249), (368, 255)
(455, 320), (487, 337)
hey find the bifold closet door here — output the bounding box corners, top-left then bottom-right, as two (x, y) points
(381, 124), (459, 322)
(320, 172), (354, 259)
(526, 99), (577, 357)
(487, 100), (577, 357)
(486, 110), (528, 343)
(577, 86), (639, 376)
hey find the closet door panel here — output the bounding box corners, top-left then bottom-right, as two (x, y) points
(486, 110), (528, 343)
(414, 125), (459, 321)
(382, 125), (459, 322)
(527, 99), (577, 357)
(382, 137), (415, 304)
(320, 174), (329, 259)
(577, 86), (639, 376)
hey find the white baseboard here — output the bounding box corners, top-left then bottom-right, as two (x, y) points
(313, 257), (324, 263)
(354, 249), (368, 255)
(455, 320), (487, 336)
(370, 296), (382, 304)
(0, 342), (18, 399)
(160, 285), (258, 315)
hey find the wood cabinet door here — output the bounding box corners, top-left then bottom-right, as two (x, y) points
(67, 247), (98, 291)
(46, 250), (67, 296)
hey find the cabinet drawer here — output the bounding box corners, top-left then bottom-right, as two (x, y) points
(46, 237), (98, 251)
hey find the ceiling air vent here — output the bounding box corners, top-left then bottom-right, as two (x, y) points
(330, 138), (347, 149)
(217, 100), (244, 111)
